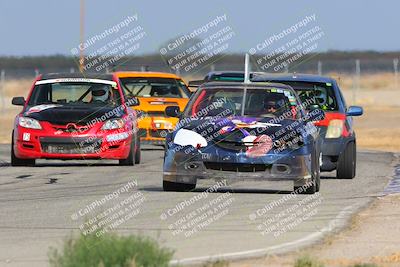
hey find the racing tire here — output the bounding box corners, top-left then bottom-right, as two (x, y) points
(336, 142), (356, 179)
(119, 137), (135, 166)
(134, 134), (141, 164)
(315, 151), (321, 192)
(163, 181), (196, 192)
(11, 133), (35, 167)
(294, 149), (319, 194)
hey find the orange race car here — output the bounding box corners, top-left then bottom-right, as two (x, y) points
(115, 72), (191, 145)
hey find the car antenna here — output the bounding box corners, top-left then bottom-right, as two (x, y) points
(244, 53), (251, 84)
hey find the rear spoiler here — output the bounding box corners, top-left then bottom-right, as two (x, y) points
(188, 80), (205, 89)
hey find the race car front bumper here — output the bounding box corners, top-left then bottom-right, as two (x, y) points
(14, 127), (132, 160)
(138, 128), (167, 145)
(163, 146), (313, 185)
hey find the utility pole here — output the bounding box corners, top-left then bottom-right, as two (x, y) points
(284, 63), (289, 74)
(352, 59), (360, 105)
(79, 0), (85, 73)
(0, 70), (4, 111)
(355, 59), (360, 90)
(317, 61), (322, 75)
(394, 58), (399, 89)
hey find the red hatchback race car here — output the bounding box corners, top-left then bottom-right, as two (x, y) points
(11, 73), (141, 166)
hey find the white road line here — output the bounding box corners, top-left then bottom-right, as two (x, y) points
(170, 203), (359, 266)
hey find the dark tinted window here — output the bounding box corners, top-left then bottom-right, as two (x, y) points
(119, 78), (190, 98)
(275, 81), (338, 111)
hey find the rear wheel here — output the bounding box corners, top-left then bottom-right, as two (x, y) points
(163, 181), (196, 192)
(336, 142), (356, 179)
(119, 137), (135, 166)
(11, 133), (35, 167)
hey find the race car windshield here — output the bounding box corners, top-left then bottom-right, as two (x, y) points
(208, 73), (258, 82)
(209, 73), (245, 82)
(119, 77), (190, 98)
(27, 82), (122, 107)
(277, 81), (338, 111)
(185, 87), (302, 119)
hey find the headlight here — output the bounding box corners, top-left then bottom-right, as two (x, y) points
(19, 117), (42, 129)
(102, 119), (125, 130)
(325, 119), (343, 138)
(173, 129), (207, 148)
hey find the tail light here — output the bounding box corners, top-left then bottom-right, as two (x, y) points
(325, 119), (344, 138)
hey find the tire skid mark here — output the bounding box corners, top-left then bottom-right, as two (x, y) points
(383, 165), (400, 195)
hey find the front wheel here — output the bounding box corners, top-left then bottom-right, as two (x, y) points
(119, 138), (135, 166)
(134, 134), (141, 164)
(294, 149), (319, 194)
(163, 181), (196, 192)
(294, 177), (317, 194)
(11, 133), (35, 167)
(336, 142), (356, 179)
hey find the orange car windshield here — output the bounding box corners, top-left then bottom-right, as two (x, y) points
(119, 77), (190, 98)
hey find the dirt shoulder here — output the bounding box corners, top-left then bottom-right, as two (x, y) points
(228, 192), (400, 267)
(228, 150), (400, 267)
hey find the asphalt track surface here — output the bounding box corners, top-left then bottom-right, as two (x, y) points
(0, 144), (396, 266)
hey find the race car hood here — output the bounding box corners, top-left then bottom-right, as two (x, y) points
(176, 116), (301, 143)
(23, 104), (124, 125)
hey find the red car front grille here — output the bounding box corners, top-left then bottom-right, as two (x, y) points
(40, 137), (102, 154)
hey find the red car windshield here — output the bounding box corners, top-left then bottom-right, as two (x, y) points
(27, 82), (122, 107)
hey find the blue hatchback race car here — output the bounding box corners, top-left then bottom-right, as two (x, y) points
(253, 74), (363, 179)
(162, 82), (325, 194)
(191, 72), (364, 179)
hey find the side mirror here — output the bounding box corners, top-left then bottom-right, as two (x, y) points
(165, 106), (181, 118)
(126, 97), (140, 107)
(12, 96), (25, 106)
(308, 104), (320, 111)
(307, 108), (325, 122)
(346, 106), (363, 116)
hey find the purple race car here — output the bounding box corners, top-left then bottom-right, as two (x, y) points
(162, 82), (324, 194)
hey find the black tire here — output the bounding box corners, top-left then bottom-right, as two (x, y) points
(119, 137), (135, 166)
(294, 149), (319, 194)
(315, 151), (321, 192)
(163, 181), (196, 192)
(11, 133), (35, 167)
(336, 142), (356, 179)
(134, 134), (141, 164)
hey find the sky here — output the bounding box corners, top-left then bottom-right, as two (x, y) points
(0, 0), (399, 56)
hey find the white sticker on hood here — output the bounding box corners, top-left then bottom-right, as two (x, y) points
(173, 129), (208, 148)
(25, 104), (62, 115)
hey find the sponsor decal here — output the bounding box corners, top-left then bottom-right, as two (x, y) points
(35, 78), (117, 87)
(25, 104), (62, 115)
(22, 133), (30, 141)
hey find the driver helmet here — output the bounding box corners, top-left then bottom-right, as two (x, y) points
(315, 88), (327, 106)
(91, 84), (110, 102)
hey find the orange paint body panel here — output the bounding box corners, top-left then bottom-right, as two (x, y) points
(114, 72), (189, 143)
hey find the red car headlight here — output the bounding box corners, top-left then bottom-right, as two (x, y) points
(19, 117), (42, 129)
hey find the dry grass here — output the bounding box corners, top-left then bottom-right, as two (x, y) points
(329, 72), (399, 91)
(356, 128), (400, 152)
(1, 78), (33, 98)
